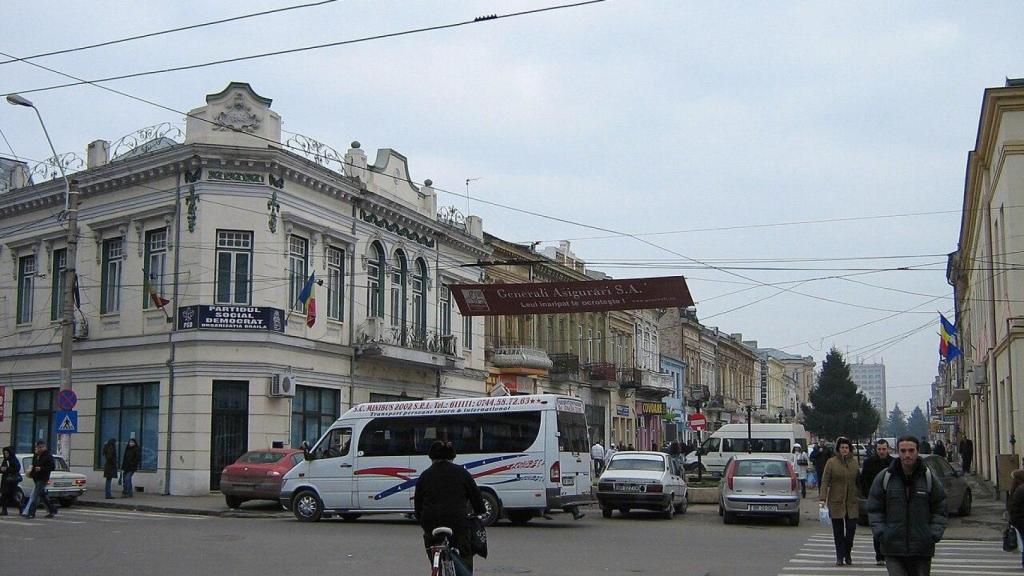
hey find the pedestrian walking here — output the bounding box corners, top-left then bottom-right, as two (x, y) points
(859, 438), (896, 566)
(933, 440), (947, 459)
(811, 439), (833, 491)
(102, 438), (119, 499)
(591, 440), (605, 476)
(1007, 469), (1024, 569)
(867, 435), (947, 576)
(22, 441), (57, 519)
(958, 435), (974, 474)
(820, 437), (860, 566)
(0, 446), (22, 515)
(792, 444), (809, 497)
(919, 438), (931, 455)
(121, 438), (140, 497)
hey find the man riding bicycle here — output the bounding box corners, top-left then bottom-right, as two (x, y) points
(414, 441), (487, 573)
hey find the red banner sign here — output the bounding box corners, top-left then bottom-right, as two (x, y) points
(449, 276), (693, 316)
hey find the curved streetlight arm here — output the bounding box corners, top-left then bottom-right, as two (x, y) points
(6, 93), (71, 209)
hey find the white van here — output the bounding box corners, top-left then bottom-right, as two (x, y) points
(684, 423), (808, 476)
(280, 394), (593, 525)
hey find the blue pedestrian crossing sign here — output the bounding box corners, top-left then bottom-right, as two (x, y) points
(55, 410), (78, 434)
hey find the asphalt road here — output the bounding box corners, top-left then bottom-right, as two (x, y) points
(0, 503), (817, 576)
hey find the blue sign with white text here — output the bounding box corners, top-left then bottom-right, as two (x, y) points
(55, 410), (78, 434)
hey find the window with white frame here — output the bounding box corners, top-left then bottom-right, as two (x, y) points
(577, 324), (583, 357)
(288, 235), (308, 312)
(439, 285), (451, 335)
(215, 230), (252, 305)
(326, 246), (345, 321)
(51, 248), (66, 321)
(463, 313), (472, 350)
(587, 328), (593, 363)
(101, 237), (124, 313)
(17, 255), (35, 324)
(390, 251), (407, 327)
(367, 242), (385, 319)
(144, 228), (167, 309)
(411, 258), (427, 336)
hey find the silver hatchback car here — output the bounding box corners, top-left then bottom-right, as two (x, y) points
(719, 454), (800, 526)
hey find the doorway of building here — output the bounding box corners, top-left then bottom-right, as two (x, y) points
(210, 380), (249, 490)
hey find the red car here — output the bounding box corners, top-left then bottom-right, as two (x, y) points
(220, 449), (304, 509)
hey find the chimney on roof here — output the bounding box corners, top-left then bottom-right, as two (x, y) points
(1006, 77), (1024, 87)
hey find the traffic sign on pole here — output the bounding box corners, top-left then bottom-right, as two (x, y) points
(688, 412), (707, 431)
(57, 389), (78, 411)
(55, 410), (78, 434)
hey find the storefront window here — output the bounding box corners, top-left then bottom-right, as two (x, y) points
(96, 383), (159, 470)
(291, 386), (340, 448)
(13, 388), (55, 454)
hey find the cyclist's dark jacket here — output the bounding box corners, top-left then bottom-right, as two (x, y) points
(414, 459), (486, 545)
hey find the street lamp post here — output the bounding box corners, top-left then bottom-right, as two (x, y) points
(7, 94), (78, 464)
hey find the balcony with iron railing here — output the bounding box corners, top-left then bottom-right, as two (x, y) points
(354, 317), (463, 370)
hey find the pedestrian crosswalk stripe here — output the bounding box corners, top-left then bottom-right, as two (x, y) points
(780, 533), (1017, 576)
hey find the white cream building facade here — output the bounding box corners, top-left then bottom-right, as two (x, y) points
(0, 83), (488, 495)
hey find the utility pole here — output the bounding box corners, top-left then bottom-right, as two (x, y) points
(58, 180), (79, 462)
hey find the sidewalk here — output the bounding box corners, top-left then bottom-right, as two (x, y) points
(76, 490), (288, 518)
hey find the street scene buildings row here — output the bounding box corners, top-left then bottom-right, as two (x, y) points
(1, 83), (813, 495)
(933, 78), (1024, 495)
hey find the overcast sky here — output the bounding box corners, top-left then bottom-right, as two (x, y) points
(4, 1), (1022, 416)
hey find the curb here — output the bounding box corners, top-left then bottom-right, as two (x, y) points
(75, 499), (287, 518)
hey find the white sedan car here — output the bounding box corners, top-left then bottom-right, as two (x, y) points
(596, 451), (688, 519)
(16, 453), (88, 509)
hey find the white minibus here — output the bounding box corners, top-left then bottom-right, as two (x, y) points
(280, 394), (593, 525)
(684, 423), (808, 476)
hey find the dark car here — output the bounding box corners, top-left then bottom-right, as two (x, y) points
(857, 454), (971, 525)
(220, 449), (303, 509)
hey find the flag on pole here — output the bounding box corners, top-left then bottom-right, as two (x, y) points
(297, 272), (316, 327)
(72, 273), (81, 310)
(143, 269), (170, 309)
(939, 313), (961, 361)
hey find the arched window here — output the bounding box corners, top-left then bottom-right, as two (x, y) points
(391, 250), (408, 332)
(412, 258), (428, 338)
(367, 241), (385, 318)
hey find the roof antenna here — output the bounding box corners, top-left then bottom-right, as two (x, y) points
(465, 177), (482, 215)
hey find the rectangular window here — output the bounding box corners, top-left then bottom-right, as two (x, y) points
(101, 237), (124, 313)
(288, 235), (308, 312)
(13, 388), (55, 454)
(96, 383), (160, 470)
(291, 386), (341, 448)
(17, 255), (36, 324)
(143, 228), (167, 309)
(326, 247), (345, 321)
(578, 325), (584, 357)
(51, 249), (67, 321)
(356, 412), (541, 457)
(368, 258), (384, 319)
(463, 314), (473, 350)
(439, 286), (451, 335)
(587, 328), (594, 363)
(215, 230), (252, 305)
(411, 275), (424, 328)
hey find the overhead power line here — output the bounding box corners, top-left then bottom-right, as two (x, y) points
(0, 0), (338, 66)
(2, 0), (607, 97)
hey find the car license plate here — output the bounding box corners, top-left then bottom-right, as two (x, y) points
(53, 480), (72, 488)
(615, 483), (642, 492)
(749, 504), (778, 512)
(561, 476), (575, 486)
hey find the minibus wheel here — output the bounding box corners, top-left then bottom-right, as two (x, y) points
(479, 492), (500, 526)
(293, 490), (323, 522)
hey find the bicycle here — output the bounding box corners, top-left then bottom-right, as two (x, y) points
(428, 527), (470, 576)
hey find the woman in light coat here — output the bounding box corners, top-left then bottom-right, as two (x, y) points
(819, 437), (860, 566)
(792, 444), (809, 498)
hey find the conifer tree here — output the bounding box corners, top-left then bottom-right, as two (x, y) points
(907, 405), (929, 439)
(802, 347), (880, 440)
(882, 404), (908, 438)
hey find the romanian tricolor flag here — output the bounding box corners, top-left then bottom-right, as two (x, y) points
(144, 270), (170, 309)
(297, 272), (317, 328)
(939, 313), (961, 361)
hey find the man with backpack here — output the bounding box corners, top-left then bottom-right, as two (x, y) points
(859, 439), (896, 565)
(867, 435), (948, 576)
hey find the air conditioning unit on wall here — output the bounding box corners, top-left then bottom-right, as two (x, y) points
(270, 373), (297, 397)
